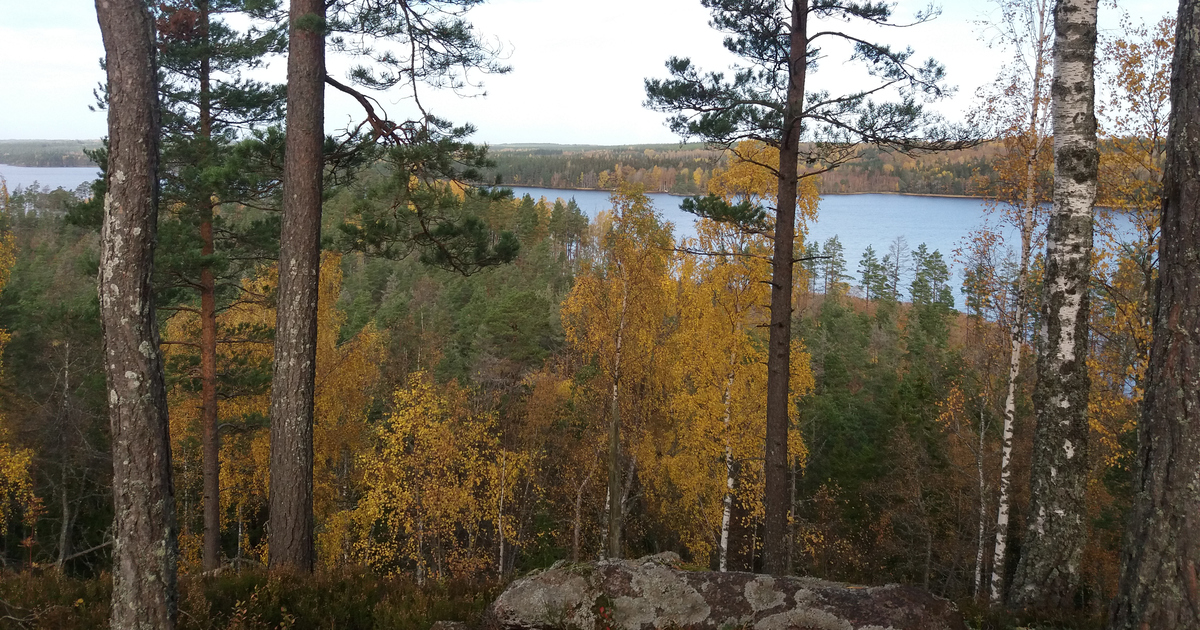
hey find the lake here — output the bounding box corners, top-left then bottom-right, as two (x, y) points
(0, 164), (99, 194)
(509, 186), (1027, 307)
(0, 168), (1131, 309)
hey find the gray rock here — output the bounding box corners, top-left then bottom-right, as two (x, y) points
(487, 558), (965, 630)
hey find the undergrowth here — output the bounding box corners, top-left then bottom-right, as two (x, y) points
(0, 569), (500, 629)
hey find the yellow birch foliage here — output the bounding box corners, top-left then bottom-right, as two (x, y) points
(516, 364), (604, 555)
(631, 140), (817, 563)
(163, 253), (382, 569)
(0, 179), (36, 536)
(560, 184), (678, 556)
(641, 219), (813, 563)
(630, 143), (817, 564)
(1088, 13), (1173, 470)
(561, 183), (677, 438)
(354, 372), (524, 579)
(707, 140), (820, 232)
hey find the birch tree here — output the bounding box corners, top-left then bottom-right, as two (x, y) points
(645, 0), (966, 574)
(971, 0), (1055, 605)
(561, 185), (674, 559)
(1007, 0), (1099, 610)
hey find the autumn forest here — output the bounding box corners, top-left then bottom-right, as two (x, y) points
(0, 0), (1192, 629)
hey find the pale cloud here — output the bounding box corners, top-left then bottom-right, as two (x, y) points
(0, 0), (1179, 144)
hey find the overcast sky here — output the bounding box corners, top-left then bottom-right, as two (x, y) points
(0, 0), (1176, 144)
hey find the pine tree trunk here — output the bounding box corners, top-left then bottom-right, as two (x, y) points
(268, 0), (325, 572)
(197, 0), (222, 573)
(95, 0), (178, 625)
(763, 0), (808, 576)
(1008, 0), (1098, 610)
(1110, 2), (1200, 626)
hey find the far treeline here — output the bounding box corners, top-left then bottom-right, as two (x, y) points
(476, 143), (1004, 197)
(5, 139), (999, 197)
(0, 1), (1194, 630)
(0, 140), (104, 168)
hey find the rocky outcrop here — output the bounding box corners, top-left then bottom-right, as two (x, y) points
(488, 553), (965, 630)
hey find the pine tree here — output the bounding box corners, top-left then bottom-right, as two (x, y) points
(154, 0), (285, 573)
(268, 0), (511, 570)
(94, 0), (179, 623)
(1110, 1), (1200, 627)
(646, 2), (968, 564)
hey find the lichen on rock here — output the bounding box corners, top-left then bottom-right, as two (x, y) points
(487, 554), (966, 630)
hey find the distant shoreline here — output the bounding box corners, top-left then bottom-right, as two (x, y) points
(500, 184), (988, 201)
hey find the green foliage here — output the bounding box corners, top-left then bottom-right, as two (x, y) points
(679, 195), (769, 231)
(644, 0), (965, 157)
(859, 245), (887, 303)
(0, 205), (112, 573)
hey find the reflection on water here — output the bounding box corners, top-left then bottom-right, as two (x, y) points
(0, 171), (1135, 309)
(506, 186), (1137, 308)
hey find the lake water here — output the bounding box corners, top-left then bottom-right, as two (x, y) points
(0, 164), (99, 194)
(510, 186), (1029, 307)
(0, 169), (1131, 309)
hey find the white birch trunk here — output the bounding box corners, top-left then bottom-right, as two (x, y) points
(974, 403), (988, 599)
(990, 0), (1051, 602)
(606, 262), (629, 559)
(719, 363), (736, 572)
(1009, 0), (1099, 609)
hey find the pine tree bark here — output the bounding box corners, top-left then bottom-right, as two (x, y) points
(196, 0), (223, 574)
(1110, 2), (1200, 626)
(763, 0), (808, 577)
(1008, 0), (1098, 610)
(268, 0), (325, 572)
(95, 0), (178, 625)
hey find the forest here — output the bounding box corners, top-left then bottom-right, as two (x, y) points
(479, 142), (1003, 197)
(0, 0), (1188, 629)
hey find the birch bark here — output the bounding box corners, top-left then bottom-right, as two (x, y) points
(989, 0), (1053, 604)
(1008, 0), (1099, 610)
